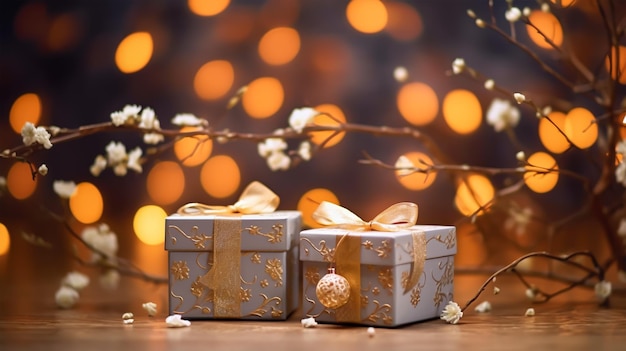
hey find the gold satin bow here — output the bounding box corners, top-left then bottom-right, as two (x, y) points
(312, 201), (418, 231)
(177, 181), (280, 215)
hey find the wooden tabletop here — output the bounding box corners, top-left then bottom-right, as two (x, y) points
(1, 270), (625, 351)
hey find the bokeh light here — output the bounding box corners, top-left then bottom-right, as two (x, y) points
(454, 174), (495, 217)
(524, 152), (559, 193)
(147, 161), (185, 205)
(10, 93), (41, 133)
(194, 60), (234, 100)
(115, 32), (153, 73)
(539, 111), (569, 154)
(69, 182), (103, 224)
(47, 13), (81, 52)
(550, 0), (576, 6)
(174, 126), (213, 167)
(188, 0), (230, 16)
(7, 162), (37, 200)
(526, 10), (563, 49)
(397, 82), (439, 126)
(242, 77), (284, 119)
(442, 89), (482, 134)
(310, 104), (347, 148)
(384, 1), (422, 41)
(200, 155), (241, 198)
(346, 0), (388, 34)
(133, 205), (167, 246)
(13, 2), (48, 42)
(298, 188), (340, 228)
(605, 45), (626, 84)
(395, 152), (436, 190)
(258, 27), (301, 65)
(564, 107), (598, 149)
(0, 223), (10, 256)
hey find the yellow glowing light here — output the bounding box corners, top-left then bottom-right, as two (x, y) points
(242, 77), (284, 119)
(397, 82), (439, 126)
(200, 155), (241, 198)
(550, 0), (576, 6)
(0, 223), (10, 256)
(298, 188), (340, 228)
(395, 152), (436, 191)
(10, 93), (42, 133)
(538, 111), (569, 154)
(310, 104), (347, 148)
(115, 32), (153, 74)
(147, 161), (185, 205)
(258, 27), (301, 66)
(188, 0), (230, 16)
(346, 0), (388, 34)
(524, 152), (559, 193)
(564, 107), (598, 149)
(384, 1), (422, 41)
(174, 126), (213, 167)
(69, 182), (103, 224)
(442, 89), (482, 134)
(133, 205), (167, 246)
(526, 11), (563, 49)
(605, 45), (626, 84)
(454, 174), (495, 217)
(7, 162), (37, 200)
(194, 60), (234, 100)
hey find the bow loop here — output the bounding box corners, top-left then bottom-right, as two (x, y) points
(177, 181), (279, 215)
(312, 201), (418, 232)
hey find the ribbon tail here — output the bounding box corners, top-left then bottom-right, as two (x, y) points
(404, 230), (426, 294)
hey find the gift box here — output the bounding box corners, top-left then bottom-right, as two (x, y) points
(299, 202), (457, 327)
(165, 182), (301, 320)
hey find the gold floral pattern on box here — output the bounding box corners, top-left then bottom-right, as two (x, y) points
(364, 300), (393, 325)
(247, 294), (283, 318)
(251, 252), (261, 264)
(245, 224), (283, 243)
(300, 237), (335, 262)
(427, 230), (456, 250)
(432, 257), (454, 309)
(169, 225), (213, 249)
(171, 261), (190, 280)
(362, 239), (391, 258)
(265, 258), (283, 287)
(304, 266), (320, 286)
(377, 268), (393, 295)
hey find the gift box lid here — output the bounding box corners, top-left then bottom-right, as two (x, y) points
(299, 225), (456, 266)
(165, 211), (301, 252)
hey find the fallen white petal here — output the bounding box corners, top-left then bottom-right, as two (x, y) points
(166, 314), (191, 328)
(367, 327), (375, 337)
(142, 302), (157, 317)
(300, 317), (318, 328)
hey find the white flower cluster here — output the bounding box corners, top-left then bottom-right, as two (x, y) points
(594, 280), (612, 302)
(288, 107), (318, 133)
(166, 314), (191, 328)
(486, 98), (520, 132)
(615, 140), (626, 187)
(80, 224), (120, 291)
(110, 105), (164, 145)
(90, 141), (142, 176)
(54, 271), (89, 309)
(53, 180), (77, 199)
(440, 301), (463, 324)
(21, 122), (53, 149)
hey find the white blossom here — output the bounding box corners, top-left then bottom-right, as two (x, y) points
(523, 7), (531, 17)
(393, 66), (408, 82)
(143, 302), (157, 317)
(505, 7), (522, 22)
(452, 58), (466, 74)
(53, 180), (76, 198)
(138, 107), (157, 129)
(525, 287), (537, 300)
(440, 301), (463, 324)
(0, 176), (6, 190)
(62, 271), (90, 290)
(395, 155), (415, 176)
(300, 317), (318, 328)
(258, 138), (287, 158)
(171, 113), (204, 127)
(113, 163), (128, 176)
(594, 280), (612, 301)
(298, 141), (312, 161)
(143, 132), (164, 145)
(474, 301), (492, 313)
(475, 18), (486, 28)
(127, 147), (143, 173)
(166, 314), (191, 328)
(122, 312), (134, 324)
(616, 162), (626, 187)
(516, 151), (526, 162)
(466, 9), (476, 18)
(493, 286), (500, 295)
(100, 269), (120, 290)
(38, 164), (48, 176)
(525, 308), (535, 317)
(266, 151), (291, 171)
(21, 122), (53, 149)
(90, 155), (107, 177)
(110, 105), (141, 126)
(484, 79), (495, 90)
(617, 140), (626, 156)
(541, 3), (550, 12)
(55, 286), (79, 309)
(105, 141), (127, 165)
(486, 98), (520, 132)
(618, 219), (626, 237)
(81, 224), (118, 262)
(513, 92), (526, 104)
(288, 108), (318, 133)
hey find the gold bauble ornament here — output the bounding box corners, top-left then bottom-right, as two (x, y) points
(315, 267), (350, 309)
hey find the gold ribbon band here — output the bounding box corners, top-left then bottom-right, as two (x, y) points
(312, 201), (418, 232)
(335, 234), (361, 322)
(404, 230), (426, 294)
(177, 181), (279, 215)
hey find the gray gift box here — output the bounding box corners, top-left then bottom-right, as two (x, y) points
(300, 225), (457, 327)
(165, 211), (301, 320)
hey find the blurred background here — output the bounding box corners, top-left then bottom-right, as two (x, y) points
(1, 0), (622, 303)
